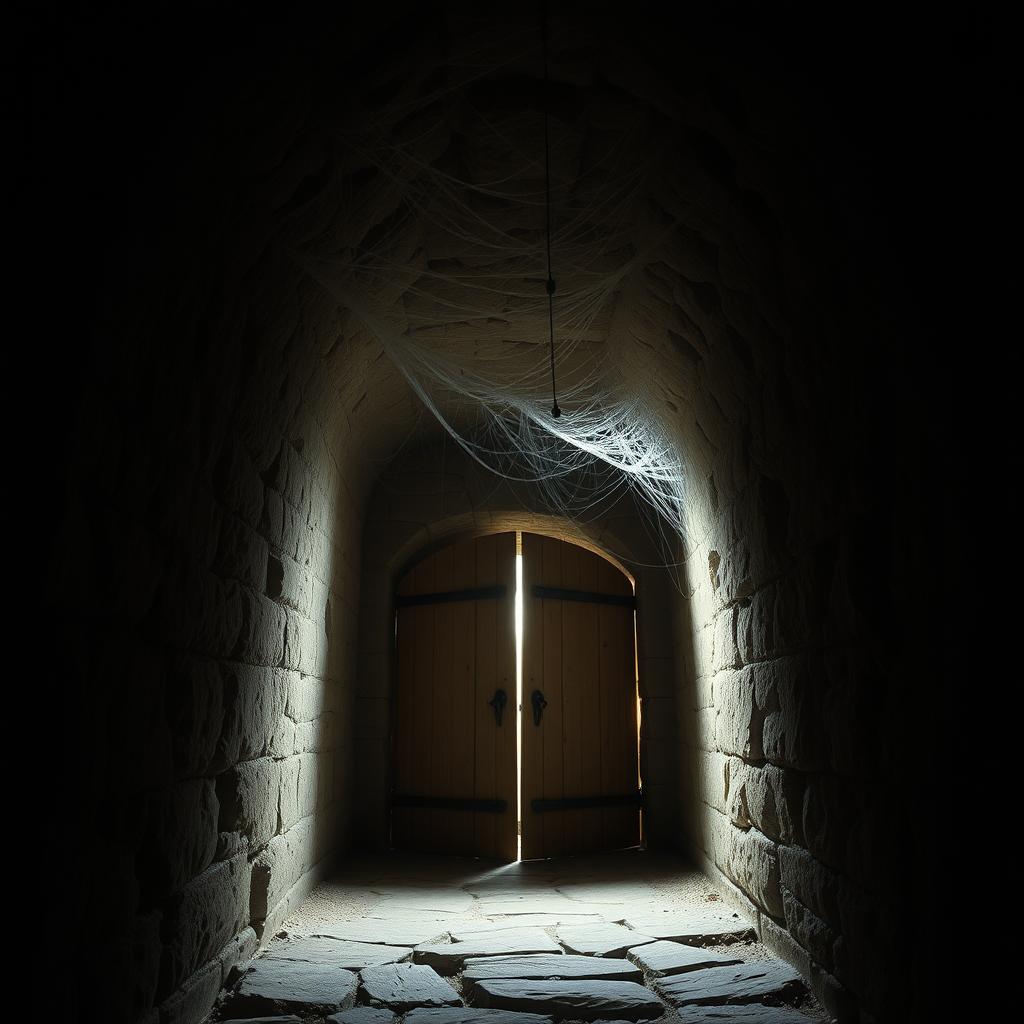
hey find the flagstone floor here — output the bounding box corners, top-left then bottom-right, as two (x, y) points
(206, 848), (835, 1024)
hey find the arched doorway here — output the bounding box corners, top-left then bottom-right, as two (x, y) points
(391, 531), (641, 861)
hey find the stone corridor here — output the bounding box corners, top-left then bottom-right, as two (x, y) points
(207, 851), (829, 1023)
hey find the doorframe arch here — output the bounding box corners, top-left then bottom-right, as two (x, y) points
(353, 443), (680, 853)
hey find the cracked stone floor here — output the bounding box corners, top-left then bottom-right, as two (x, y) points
(206, 848), (834, 1024)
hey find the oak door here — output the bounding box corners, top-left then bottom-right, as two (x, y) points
(392, 531), (640, 861)
(391, 533), (518, 860)
(519, 533), (641, 860)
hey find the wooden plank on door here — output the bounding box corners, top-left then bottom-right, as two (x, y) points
(392, 533), (517, 860)
(450, 537), (477, 856)
(521, 534), (640, 859)
(578, 548), (603, 852)
(560, 540), (584, 856)
(473, 533), (498, 859)
(519, 532), (545, 860)
(540, 535), (565, 859)
(431, 543), (455, 853)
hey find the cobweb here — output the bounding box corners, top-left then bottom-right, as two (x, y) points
(293, 18), (704, 586)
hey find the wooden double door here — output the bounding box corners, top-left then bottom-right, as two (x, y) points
(391, 532), (640, 861)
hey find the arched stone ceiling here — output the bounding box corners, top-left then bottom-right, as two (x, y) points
(79, 2), (911, 529)
(236, 1), (875, 514)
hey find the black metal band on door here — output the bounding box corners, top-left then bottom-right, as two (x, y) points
(531, 585), (636, 609)
(396, 585), (507, 608)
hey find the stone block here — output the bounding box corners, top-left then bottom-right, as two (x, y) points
(227, 959), (357, 1017)
(821, 661), (884, 779)
(653, 959), (805, 1007)
(278, 755), (302, 831)
(833, 882), (908, 1019)
(261, 486), (286, 550)
(471, 977), (663, 1021)
(151, 552), (242, 658)
(137, 778), (219, 901)
(168, 654), (225, 777)
(284, 606), (325, 676)
(331, 1009), (398, 1023)
(777, 845), (841, 930)
(216, 429), (265, 527)
(623, 910), (756, 946)
(161, 851), (251, 998)
(216, 757), (283, 850)
(714, 669), (764, 760)
(250, 816), (316, 923)
(296, 751), (321, 818)
(708, 817), (783, 919)
(233, 589), (287, 667)
(285, 670), (325, 722)
(158, 948), (223, 1024)
(802, 772), (857, 873)
(627, 939), (744, 976)
(712, 607), (740, 671)
(265, 936), (412, 971)
(268, 549), (314, 617)
(782, 889), (835, 973)
(463, 953), (641, 984)
(726, 761), (804, 845)
(218, 662), (288, 763)
(676, 1006), (822, 1023)
(555, 922), (656, 958)
(214, 512), (269, 592)
(359, 963), (460, 1011)
(402, 1009), (547, 1024)
(758, 656), (827, 772)
(693, 751), (729, 812)
(415, 929), (562, 972)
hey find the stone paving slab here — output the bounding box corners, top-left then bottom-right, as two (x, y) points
(627, 939), (745, 976)
(404, 1008), (554, 1023)
(466, 912), (602, 929)
(462, 952), (643, 984)
(376, 888), (475, 914)
(555, 922), (657, 957)
(474, 894), (585, 916)
(225, 960), (357, 1016)
(327, 1009), (398, 1023)
(263, 935), (412, 969)
(223, 1016), (305, 1024)
(653, 961), (806, 1007)
(415, 927), (562, 972)
(470, 978), (664, 1022)
(681, 1005), (822, 1023)
(358, 963), (461, 1011)
(313, 918), (451, 946)
(623, 911), (756, 945)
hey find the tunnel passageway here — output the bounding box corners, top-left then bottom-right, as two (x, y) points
(39, 3), (1007, 1022)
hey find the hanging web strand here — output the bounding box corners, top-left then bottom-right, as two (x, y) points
(542, 5), (561, 419)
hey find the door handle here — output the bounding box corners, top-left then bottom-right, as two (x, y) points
(488, 689), (507, 726)
(531, 689), (547, 726)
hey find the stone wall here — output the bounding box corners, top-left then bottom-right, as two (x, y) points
(50, 40), (373, 1023)
(665, 295), (928, 1022)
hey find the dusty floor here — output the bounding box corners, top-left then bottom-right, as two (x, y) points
(225, 846), (836, 1023)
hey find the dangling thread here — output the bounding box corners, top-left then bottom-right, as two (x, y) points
(542, 4), (561, 418)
